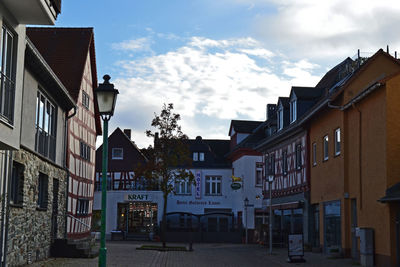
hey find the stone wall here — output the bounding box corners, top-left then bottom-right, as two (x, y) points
(7, 149), (67, 266)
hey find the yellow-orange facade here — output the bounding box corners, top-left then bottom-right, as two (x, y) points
(309, 50), (400, 266)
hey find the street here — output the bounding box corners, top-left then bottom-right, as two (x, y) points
(28, 241), (357, 267)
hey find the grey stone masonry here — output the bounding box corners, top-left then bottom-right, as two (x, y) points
(7, 149), (67, 266)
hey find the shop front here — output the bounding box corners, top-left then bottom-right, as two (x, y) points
(117, 202), (158, 234)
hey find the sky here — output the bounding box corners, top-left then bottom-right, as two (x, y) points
(55, 0), (400, 148)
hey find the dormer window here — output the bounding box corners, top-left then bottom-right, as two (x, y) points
(290, 97), (297, 123)
(199, 152), (205, 161)
(277, 105), (283, 131)
(193, 152), (198, 161)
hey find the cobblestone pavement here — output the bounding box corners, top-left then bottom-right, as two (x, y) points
(28, 241), (358, 267)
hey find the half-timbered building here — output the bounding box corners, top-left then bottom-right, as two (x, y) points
(26, 27), (102, 240)
(256, 87), (324, 246)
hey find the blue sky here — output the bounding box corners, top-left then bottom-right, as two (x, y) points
(56, 0), (400, 148)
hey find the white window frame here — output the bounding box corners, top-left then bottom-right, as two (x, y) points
(199, 152), (205, 161)
(290, 96), (297, 123)
(334, 128), (341, 156)
(82, 91), (90, 110)
(255, 167), (263, 186)
(277, 105), (283, 131)
(112, 148), (123, 160)
(205, 176), (222, 196)
(323, 135), (329, 161)
(175, 179), (192, 195)
(193, 152), (198, 161)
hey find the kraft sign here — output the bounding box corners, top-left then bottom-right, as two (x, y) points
(124, 194), (151, 202)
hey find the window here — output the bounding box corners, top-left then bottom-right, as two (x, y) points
(282, 150), (288, 175)
(199, 152), (205, 161)
(0, 24), (16, 124)
(312, 142), (317, 166)
(269, 153), (275, 175)
(80, 141), (91, 161)
(205, 176), (222, 196)
(290, 99), (297, 123)
(112, 148), (123, 160)
(256, 169), (262, 186)
(193, 152), (198, 161)
(82, 91), (90, 109)
(277, 105), (283, 131)
(175, 179), (191, 195)
(335, 128), (341, 156)
(295, 144), (302, 169)
(10, 161), (24, 206)
(323, 135), (329, 161)
(264, 154), (269, 178)
(35, 91), (57, 161)
(77, 199), (89, 216)
(37, 173), (48, 210)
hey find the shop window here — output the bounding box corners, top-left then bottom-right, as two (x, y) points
(205, 176), (222, 196)
(37, 173), (48, 210)
(112, 148), (123, 160)
(0, 24), (16, 124)
(10, 161), (24, 206)
(335, 128), (341, 156)
(323, 135), (329, 161)
(324, 200), (341, 249)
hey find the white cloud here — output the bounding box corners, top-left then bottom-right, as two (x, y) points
(111, 37), (153, 53)
(112, 36), (322, 148)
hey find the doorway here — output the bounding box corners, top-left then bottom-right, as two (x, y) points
(118, 202), (157, 233)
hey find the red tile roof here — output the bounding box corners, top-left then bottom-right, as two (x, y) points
(26, 27), (102, 135)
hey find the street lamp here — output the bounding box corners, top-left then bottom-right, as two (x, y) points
(268, 174), (274, 255)
(244, 197), (249, 244)
(95, 74), (119, 267)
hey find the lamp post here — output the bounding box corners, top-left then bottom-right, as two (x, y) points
(268, 175), (274, 255)
(244, 197), (249, 244)
(95, 75), (119, 267)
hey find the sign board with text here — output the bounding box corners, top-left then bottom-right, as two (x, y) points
(195, 171), (201, 199)
(124, 193), (152, 202)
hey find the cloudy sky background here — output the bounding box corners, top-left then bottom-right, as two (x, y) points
(56, 0), (400, 148)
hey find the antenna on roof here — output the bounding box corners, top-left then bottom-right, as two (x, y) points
(387, 45), (389, 54)
(357, 49), (360, 68)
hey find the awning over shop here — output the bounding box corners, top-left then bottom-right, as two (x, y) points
(379, 182), (400, 203)
(261, 201), (301, 212)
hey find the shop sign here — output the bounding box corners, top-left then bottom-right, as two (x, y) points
(195, 171), (201, 199)
(288, 234), (304, 258)
(124, 193), (151, 202)
(231, 182), (242, 190)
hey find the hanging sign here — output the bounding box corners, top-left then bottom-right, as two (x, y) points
(195, 171), (201, 199)
(231, 182), (242, 190)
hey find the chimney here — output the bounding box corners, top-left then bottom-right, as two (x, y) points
(267, 104), (277, 120)
(123, 129), (131, 140)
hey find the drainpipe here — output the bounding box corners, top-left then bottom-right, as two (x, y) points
(64, 107), (77, 239)
(351, 103), (362, 210)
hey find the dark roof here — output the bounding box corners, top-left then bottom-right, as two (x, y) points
(278, 97), (290, 107)
(316, 57), (354, 89)
(189, 136), (231, 168)
(291, 86), (324, 100)
(26, 27), (102, 135)
(379, 182), (400, 202)
(229, 120), (263, 134)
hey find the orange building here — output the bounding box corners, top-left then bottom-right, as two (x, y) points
(308, 49), (400, 266)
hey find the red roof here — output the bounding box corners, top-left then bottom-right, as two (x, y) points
(26, 27), (102, 135)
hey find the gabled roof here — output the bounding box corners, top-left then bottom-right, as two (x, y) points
(188, 136), (231, 168)
(290, 86), (324, 100)
(229, 120), (263, 135)
(316, 57), (353, 89)
(278, 97), (290, 108)
(26, 27), (102, 135)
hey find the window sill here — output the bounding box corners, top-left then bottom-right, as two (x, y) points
(323, 158), (329, 162)
(334, 152), (341, 158)
(255, 185), (262, 188)
(205, 194), (222, 196)
(175, 193), (192, 196)
(9, 203), (23, 208)
(0, 115), (14, 129)
(36, 207), (47, 211)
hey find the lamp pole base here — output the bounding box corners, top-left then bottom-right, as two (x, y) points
(99, 247), (107, 267)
